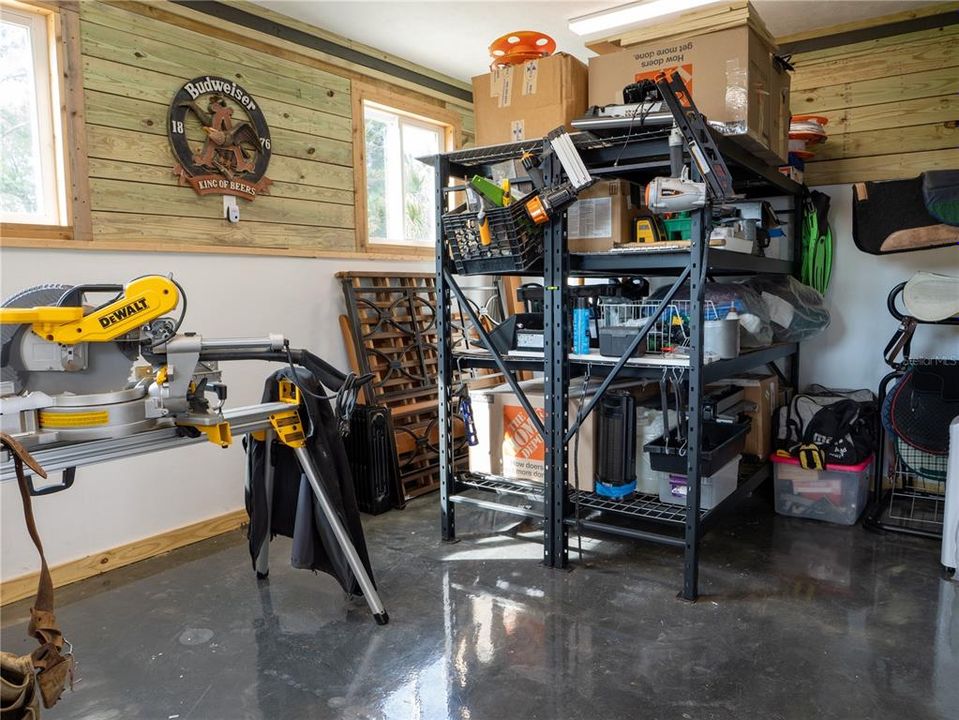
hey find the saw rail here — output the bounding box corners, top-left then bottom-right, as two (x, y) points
(0, 402), (290, 483)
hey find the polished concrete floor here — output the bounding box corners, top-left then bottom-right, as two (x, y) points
(2, 494), (957, 720)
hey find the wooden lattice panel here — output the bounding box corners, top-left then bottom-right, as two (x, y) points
(338, 272), (498, 498)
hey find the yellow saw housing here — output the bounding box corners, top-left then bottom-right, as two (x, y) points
(0, 276), (180, 344)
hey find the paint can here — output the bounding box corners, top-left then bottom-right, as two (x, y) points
(704, 310), (740, 359)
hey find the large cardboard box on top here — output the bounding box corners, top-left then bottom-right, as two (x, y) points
(588, 26), (789, 163)
(473, 53), (588, 146)
(567, 179), (642, 252)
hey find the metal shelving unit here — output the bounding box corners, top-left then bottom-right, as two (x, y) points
(428, 125), (802, 600)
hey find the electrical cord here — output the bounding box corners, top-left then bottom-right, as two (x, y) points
(284, 343), (362, 437)
(613, 96), (655, 168)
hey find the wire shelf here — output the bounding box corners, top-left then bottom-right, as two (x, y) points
(598, 298), (725, 356)
(887, 444), (947, 529)
(569, 489), (706, 524)
(456, 472), (545, 500)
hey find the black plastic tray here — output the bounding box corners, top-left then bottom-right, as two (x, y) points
(644, 420), (749, 476)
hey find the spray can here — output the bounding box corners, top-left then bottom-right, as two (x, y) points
(573, 297), (590, 355)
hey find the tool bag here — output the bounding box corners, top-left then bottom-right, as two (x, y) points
(0, 434), (72, 718)
(774, 386), (877, 469)
(852, 172), (959, 254)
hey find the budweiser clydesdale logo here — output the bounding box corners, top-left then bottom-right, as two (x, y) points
(168, 76), (272, 201)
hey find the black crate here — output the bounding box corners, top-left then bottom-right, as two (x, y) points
(644, 421), (749, 476)
(442, 193), (544, 275)
(345, 405), (404, 515)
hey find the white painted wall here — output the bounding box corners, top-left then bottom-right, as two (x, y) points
(799, 184), (959, 391)
(0, 248), (429, 581)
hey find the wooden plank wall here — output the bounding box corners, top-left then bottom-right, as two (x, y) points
(76, 1), (473, 254)
(790, 23), (959, 186)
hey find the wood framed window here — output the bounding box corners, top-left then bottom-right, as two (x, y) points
(352, 81), (459, 256)
(0, 0), (89, 243)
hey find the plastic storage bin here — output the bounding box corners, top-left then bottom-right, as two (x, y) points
(645, 421), (749, 475)
(442, 192), (544, 275)
(772, 454), (872, 525)
(660, 456), (741, 509)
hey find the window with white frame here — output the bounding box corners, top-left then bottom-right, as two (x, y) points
(0, 3), (65, 225)
(363, 100), (446, 247)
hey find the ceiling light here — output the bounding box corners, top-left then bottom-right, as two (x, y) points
(569, 0), (719, 36)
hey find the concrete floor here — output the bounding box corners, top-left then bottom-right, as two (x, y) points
(2, 495), (957, 720)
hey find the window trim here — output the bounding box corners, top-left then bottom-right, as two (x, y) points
(351, 80), (460, 257)
(0, 0), (90, 242)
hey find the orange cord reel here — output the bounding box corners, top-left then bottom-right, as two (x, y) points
(489, 31), (556, 69)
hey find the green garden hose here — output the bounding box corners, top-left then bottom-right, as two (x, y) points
(801, 190), (833, 295)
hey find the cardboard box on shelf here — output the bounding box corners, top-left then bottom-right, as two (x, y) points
(472, 53), (588, 146)
(469, 377), (653, 491)
(568, 180), (643, 252)
(588, 26), (790, 163)
(469, 378), (596, 491)
(724, 372), (779, 459)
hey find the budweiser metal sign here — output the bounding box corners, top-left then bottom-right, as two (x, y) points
(168, 76), (272, 201)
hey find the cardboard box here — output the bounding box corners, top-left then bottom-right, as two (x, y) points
(469, 378), (596, 491)
(588, 26), (790, 163)
(567, 180), (642, 252)
(724, 373), (779, 459)
(472, 53), (588, 146)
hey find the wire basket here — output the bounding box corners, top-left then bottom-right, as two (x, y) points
(598, 298), (724, 356)
(442, 192), (544, 275)
(886, 437), (947, 529)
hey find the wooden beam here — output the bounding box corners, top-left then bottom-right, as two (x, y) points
(777, 2), (959, 46)
(79, 18), (353, 118)
(58, 6), (92, 241)
(82, 1), (351, 97)
(805, 147), (959, 185)
(809, 122), (959, 162)
(85, 125), (354, 191)
(791, 28), (959, 91)
(0, 223), (73, 241)
(792, 65), (959, 114)
(83, 90), (354, 168)
(106, 1), (472, 111)
(89, 177), (355, 229)
(791, 23), (959, 67)
(0, 509), (248, 606)
(87, 157), (354, 206)
(816, 94), (959, 136)
(1, 231), (436, 261)
(82, 55), (352, 142)
(226, 0), (470, 96)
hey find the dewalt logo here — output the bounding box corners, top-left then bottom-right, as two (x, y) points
(98, 298), (150, 328)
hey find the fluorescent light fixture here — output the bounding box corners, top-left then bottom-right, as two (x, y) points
(569, 0), (720, 36)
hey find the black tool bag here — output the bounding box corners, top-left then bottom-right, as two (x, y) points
(774, 385), (877, 468)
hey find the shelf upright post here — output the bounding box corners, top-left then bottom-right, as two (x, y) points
(682, 202), (707, 601)
(543, 151), (570, 569)
(435, 154), (456, 542)
(789, 189), (802, 392)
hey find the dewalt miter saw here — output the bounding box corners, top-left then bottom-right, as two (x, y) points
(0, 275), (388, 624)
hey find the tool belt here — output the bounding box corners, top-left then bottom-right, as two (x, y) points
(0, 434), (73, 718)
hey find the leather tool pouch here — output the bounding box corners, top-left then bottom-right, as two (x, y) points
(0, 434), (73, 718)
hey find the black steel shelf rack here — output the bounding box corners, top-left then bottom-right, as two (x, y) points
(427, 126), (803, 600)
